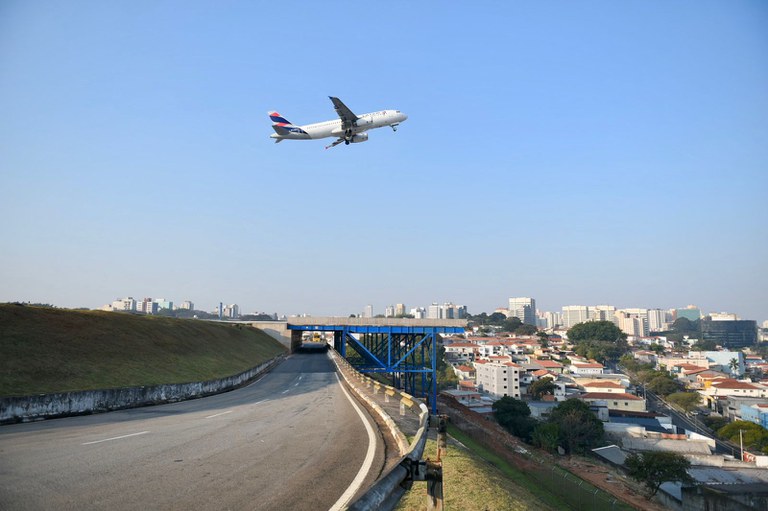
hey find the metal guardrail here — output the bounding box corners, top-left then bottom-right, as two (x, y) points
(329, 350), (430, 511)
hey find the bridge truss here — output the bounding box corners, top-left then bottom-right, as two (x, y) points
(288, 324), (464, 414)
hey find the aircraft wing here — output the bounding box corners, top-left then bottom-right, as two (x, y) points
(329, 96), (358, 130)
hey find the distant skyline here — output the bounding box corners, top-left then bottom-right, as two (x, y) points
(2, 2), (767, 323)
(68, 293), (763, 324)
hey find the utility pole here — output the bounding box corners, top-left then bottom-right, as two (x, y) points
(740, 429), (744, 462)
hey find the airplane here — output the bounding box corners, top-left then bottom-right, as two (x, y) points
(269, 96), (407, 149)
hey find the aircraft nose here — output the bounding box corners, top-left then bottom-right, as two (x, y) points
(401, 112), (408, 122)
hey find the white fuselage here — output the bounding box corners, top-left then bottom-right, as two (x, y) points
(270, 109), (407, 141)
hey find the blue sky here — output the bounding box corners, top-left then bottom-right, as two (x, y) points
(1, 1), (767, 321)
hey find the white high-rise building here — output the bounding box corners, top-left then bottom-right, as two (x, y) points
(410, 307), (426, 319)
(508, 297), (536, 325)
(363, 305), (374, 318)
(537, 311), (563, 329)
(223, 304), (239, 319)
(647, 308), (666, 332)
(562, 305), (591, 328)
(593, 305), (618, 325)
(395, 303), (406, 317)
(137, 298), (158, 314)
(111, 297), (136, 312)
(427, 303), (440, 319)
(385, 305), (395, 318)
(179, 300), (194, 310)
(617, 308), (649, 336)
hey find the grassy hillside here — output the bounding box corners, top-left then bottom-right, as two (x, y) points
(395, 428), (557, 511)
(0, 304), (286, 397)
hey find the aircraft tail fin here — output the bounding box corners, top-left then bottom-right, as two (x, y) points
(268, 111), (293, 125)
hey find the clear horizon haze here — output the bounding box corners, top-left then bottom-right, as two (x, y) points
(2, 2), (767, 321)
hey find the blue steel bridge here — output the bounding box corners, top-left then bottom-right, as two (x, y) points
(286, 317), (467, 414)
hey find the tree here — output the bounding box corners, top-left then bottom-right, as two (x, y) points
(492, 396), (536, 440)
(718, 421), (768, 454)
(647, 374), (679, 396)
(515, 324), (538, 335)
(625, 451), (693, 498)
(729, 358), (740, 376)
(692, 339), (718, 351)
(567, 321), (627, 343)
(547, 399), (604, 454)
(528, 379), (557, 400)
(537, 331), (550, 348)
(666, 392), (701, 414)
(487, 312), (508, 326)
(567, 321), (629, 363)
(502, 316), (523, 332)
(531, 422), (560, 453)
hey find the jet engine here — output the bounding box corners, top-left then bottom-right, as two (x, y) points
(350, 133), (369, 143)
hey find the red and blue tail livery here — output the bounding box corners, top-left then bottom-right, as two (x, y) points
(268, 111), (293, 125)
(267, 97), (407, 149)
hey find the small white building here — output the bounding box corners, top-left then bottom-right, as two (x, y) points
(570, 362), (604, 375)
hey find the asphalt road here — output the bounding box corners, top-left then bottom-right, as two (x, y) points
(0, 352), (387, 510)
(646, 390), (739, 456)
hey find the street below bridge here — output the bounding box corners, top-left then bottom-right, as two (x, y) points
(646, 390), (740, 456)
(0, 353), (387, 510)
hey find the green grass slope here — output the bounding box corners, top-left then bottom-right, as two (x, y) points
(396, 430), (557, 511)
(0, 304), (286, 397)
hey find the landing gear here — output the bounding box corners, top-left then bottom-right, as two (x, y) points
(344, 140), (350, 145)
(391, 123), (399, 132)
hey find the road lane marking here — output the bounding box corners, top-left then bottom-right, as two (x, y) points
(205, 410), (233, 419)
(329, 373), (378, 511)
(82, 431), (149, 445)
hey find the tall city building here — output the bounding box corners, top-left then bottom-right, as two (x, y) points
(111, 297), (136, 312)
(617, 308), (649, 337)
(508, 297), (536, 325)
(410, 307), (426, 319)
(223, 304), (239, 319)
(562, 305), (591, 328)
(701, 319), (757, 349)
(647, 308), (666, 332)
(395, 303), (406, 317)
(427, 302), (466, 319)
(593, 305), (618, 325)
(385, 305), (395, 318)
(137, 298), (158, 314)
(363, 304), (374, 318)
(153, 298), (173, 310)
(179, 300), (194, 310)
(675, 306), (701, 322)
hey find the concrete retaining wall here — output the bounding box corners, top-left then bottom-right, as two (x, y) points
(0, 355), (284, 425)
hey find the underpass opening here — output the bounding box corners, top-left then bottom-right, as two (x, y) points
(297, 331), (331, 354)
